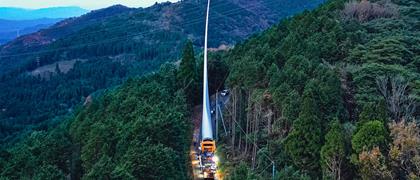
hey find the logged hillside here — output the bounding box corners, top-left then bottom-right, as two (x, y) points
(0, 5), (132, 69)
(217, 0), (419, 179)
(0, 0), (323, 145)
(0, 18), (64, 45)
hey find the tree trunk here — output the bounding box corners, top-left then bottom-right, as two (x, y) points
(245, 92), (252, 156)
(267, 108), (273, 135)
(231, 87), (237, 156)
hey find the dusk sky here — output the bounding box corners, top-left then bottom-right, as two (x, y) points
(0, 0), (179, 9)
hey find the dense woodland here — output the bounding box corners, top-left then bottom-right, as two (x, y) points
(0, 0), (419, 179)
(0, 0), (323, 146)
(0, 63), (192, 179)
(218, 0), (420, 179)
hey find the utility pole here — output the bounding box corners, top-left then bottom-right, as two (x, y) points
(272, 162), (276, 180)
(216, 90), (218, 141)
(218, 104), (227, 135)
(36, 56), (40, 67)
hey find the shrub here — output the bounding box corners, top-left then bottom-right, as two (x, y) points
(342, 0), (399, 22)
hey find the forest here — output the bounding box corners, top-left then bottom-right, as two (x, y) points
(0, 0), (323, 146)
(0, 63), (192, 179)
(217, 0), (420, 179)
(0, 0), (419, 179)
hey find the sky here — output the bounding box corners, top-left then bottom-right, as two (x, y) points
(0, 0), (179, 10)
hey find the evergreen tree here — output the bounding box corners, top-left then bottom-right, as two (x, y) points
(177, 40), (197, 87)
(352, 120), (389, 155)
(177, 40), (198, 105)
(321, 120), (347, 180)
(284, 81), (322, 177)
(230, 162), (257, 180)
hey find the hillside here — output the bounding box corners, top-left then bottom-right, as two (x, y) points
(0, 0), (419, 179)
(217, 0), (419, 179)
(0, 0), (324, 73)
(0, 0), (324, 145)
(0, 66), (191, 179)
(0, 18), (63, 45)
(0, 7), (88, 20)
(0, 5), (133, 69)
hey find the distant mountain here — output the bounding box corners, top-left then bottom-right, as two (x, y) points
(0, 0), (324, 145)
(0, 7), (88, 20)
(0, 5), (133, 69)
(0, 1), (323, 73)
(0, 18), (63, 45)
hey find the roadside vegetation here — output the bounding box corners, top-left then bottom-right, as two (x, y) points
(218, 0), (419, 179)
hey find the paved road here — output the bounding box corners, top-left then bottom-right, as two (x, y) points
(191, 92), (230, 180)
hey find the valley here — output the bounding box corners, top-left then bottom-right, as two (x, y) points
(0, 0), (419, 179)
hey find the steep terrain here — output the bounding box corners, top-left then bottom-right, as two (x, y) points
(0, 18), (64, 45)
(0, 66), (192, 179)
(0, 0), (323, 144)
(217, 0), (419, 179)
(0, 0), (419, 179)
(0, 0), (323, 73)
(0, 5), (132, 69)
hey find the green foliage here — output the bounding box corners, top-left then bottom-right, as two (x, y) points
(349, 36), (414, 65)
(358, 101), (388, 124)
(0, 128), (72, 179)
(1, 0), (419, 179)
(313, 66), (347, 122)
(352, 120), (389, 154)
(219, 0), (419, 179)
(284, 81), (322, 177)
(0, 58), (128, 143)
(33, 165), (66, 180)
(0, 67), (191, 179)
(321, 120), (347, 179)
(0, 0), (325, 146)
(229, 162), (258, 180)
(282, 90), (301, 125)
(352, 63), (418, 105)
(178, 41), (229, 105)
(278, 55), (313, 93)
(275, 166), (310, 180)
(69, 70), (190, 179)
(177, 40), (197, 89)
(113, 142), (181, 179)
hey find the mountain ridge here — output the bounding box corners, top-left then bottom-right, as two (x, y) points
(0, 0), (324, 147)
(0, 0), (324, 73)
(0, 18), (63, 45)
(0, 6), (88, 20)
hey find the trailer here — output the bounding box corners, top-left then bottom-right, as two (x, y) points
(199, 0), (218, 179)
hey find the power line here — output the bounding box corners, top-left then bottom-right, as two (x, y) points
(0, 0), (285, 59)
(229, 112), (275, 162)
(1, 0), (237, 48)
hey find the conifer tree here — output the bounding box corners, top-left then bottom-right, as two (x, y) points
(284, 81), (322, 177)
(177, 40), (198, 105)
(177, 40), (197, 88)
(321, 120), (347, 180)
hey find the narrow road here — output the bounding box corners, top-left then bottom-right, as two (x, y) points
(191, 106), (203, 180)
(190, 92), (230, 180)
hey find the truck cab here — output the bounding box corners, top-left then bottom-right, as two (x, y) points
(201, 139), (216, 153)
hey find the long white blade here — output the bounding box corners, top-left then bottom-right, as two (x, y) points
(201, 0), (213, 140)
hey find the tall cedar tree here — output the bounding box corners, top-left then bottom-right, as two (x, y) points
(284, 81), (322, 177)
(177, 40), (198, 105)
